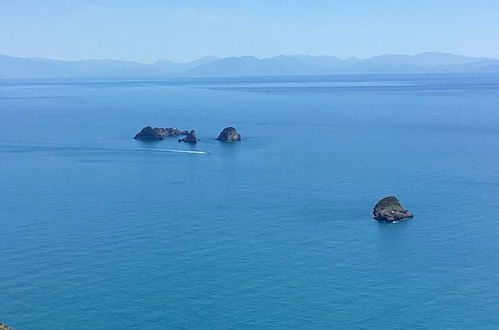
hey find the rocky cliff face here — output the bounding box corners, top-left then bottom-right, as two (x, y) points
(0, 322), (12, 330)
(216, 127), (241, 142)
(373, 196), (413, 222)
(134, 126), (188, 140)
(178, 130), (199, 144)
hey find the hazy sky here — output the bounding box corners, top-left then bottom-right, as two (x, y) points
(1, 0), (498, 63)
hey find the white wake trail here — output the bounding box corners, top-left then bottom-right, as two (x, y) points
(153, 148), (209, 154)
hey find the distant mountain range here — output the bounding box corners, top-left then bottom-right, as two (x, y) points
(1, 52), (498, 79)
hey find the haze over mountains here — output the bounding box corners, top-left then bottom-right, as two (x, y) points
(1, 52), (498, 79)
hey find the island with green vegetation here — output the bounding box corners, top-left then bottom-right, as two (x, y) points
(373, 196), (414, 222)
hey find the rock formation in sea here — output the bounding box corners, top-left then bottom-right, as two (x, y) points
(178, 130), (199, 144)
(134, 126), (189, 140)
(373, 196), (413, 222)
(216, 127), (241, 142)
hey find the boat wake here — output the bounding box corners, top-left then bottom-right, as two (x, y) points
(153, 148), (209, 155)
(0, 143), (210, 155)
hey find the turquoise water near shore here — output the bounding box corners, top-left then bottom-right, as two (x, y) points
(1, 74), (499, 329)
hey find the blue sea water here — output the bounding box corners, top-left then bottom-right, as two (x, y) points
(1, 74), (499, 329)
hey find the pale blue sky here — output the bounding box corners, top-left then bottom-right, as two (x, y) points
(1, 0), (498, 62)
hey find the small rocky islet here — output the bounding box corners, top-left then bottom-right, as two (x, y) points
(216, 127), (241, 142)
(178, 130), (200, 144)
(373, 196), (413, 222)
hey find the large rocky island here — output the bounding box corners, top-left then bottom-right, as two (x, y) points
(134, 126), (189, 140)
(373, 196), (413, 222)
(216, 127), (241, 142)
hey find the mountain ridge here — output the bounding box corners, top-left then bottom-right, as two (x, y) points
(1, 52), (498, 79)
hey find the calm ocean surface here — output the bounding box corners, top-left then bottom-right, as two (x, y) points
(1, 74), (499, 329)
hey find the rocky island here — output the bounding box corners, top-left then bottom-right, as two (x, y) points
(134, 126), (189, 140)
(178, 130), (199, 144)
(216, 127), (241, 142)
(373, 196), (413, 222)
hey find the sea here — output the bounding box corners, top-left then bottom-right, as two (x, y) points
(1, 73), (499, 329)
